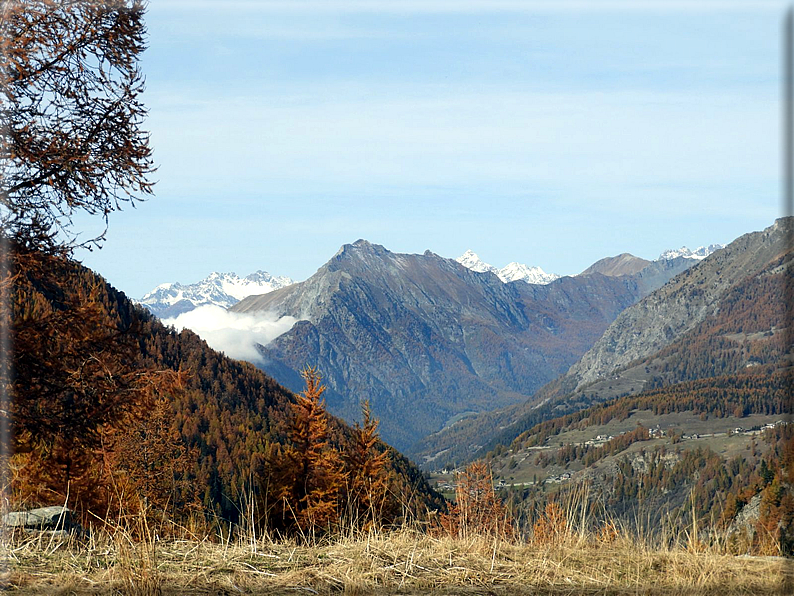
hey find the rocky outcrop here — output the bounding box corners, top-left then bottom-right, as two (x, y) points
(727, 494), (762, 546)
(3, 506), (84, 536)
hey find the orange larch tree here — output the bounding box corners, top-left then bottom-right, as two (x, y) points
(262, 367), (345, 536)
(1, 0), (154, 253)
(441, 461), (511, 538)
(6, 248), (183, 518)
(343, 399), (389, 530)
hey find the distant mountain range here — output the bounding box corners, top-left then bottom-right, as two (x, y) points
(657, 244), (725, 261)
(410, 219), (786, 468)
(456, 244), (724, 283)
(139, 271), (294, 318)
(229, 241), (699, 451)
(136, 240), (728, 451)
(140, 244), (724, 320)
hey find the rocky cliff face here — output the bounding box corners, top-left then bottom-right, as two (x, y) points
(231, 240), (695, 451)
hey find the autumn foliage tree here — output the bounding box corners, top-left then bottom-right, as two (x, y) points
(6, 248), (190, 518)
(0, 0), (178, 521)
(532, 501), (568, 545)
(109, 395), (200, 522)
(260, 369), (404, 537)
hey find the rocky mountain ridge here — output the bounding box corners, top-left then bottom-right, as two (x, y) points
(564, 221), (785, 393)
(456, 243), (725, 286)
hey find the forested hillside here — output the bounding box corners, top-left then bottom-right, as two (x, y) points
(7, 245), (443, 530)
(483, 367), (793, 553)
(469, 238), (793, 553)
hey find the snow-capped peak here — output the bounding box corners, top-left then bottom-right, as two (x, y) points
(657, 244), (725, 261)
(499, 262), (561, 285)
(456, 250), (499, 274)
(456, 251), (560, 285)
(149, 281), (178, 293)
(139, 269), (295, 318)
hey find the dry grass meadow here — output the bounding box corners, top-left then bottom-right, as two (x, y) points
(2, 521), (793, 596)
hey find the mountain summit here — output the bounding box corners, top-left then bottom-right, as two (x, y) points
(578, 253), (650, 277)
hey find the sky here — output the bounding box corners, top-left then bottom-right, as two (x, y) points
(74, 0), (789, 299)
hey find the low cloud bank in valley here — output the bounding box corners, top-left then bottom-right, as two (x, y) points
(163, 305), (299, 364)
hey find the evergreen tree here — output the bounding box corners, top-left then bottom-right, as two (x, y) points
(440, 461), (511, 538)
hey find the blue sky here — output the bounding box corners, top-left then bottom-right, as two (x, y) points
(75, 0), (787, 298)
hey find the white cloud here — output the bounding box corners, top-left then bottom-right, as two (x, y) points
(163, 305), (300, 364)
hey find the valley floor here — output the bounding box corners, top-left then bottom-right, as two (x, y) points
(3, 529), (793, 595)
